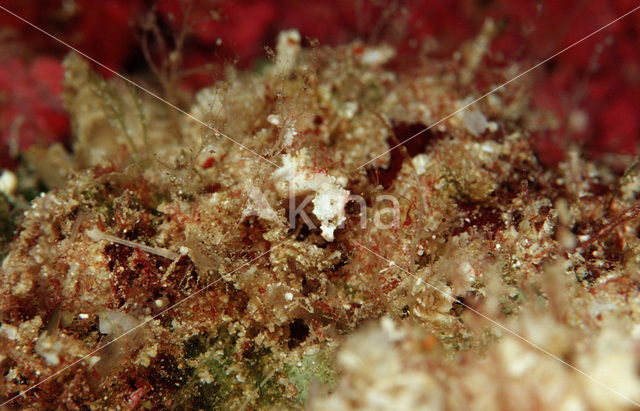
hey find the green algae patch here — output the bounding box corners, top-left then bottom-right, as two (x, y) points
(286, 348), (336, 404)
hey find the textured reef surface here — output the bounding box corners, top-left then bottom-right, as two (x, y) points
(1, 28), (640, 410)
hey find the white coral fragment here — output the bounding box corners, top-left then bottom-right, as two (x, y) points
(411, 154), (433, 175)
(359, 45), (395, 66)
(282, 125), (298, 147)
(461, 108), (488, 136)
(276, 30), (301, 73)
(273, 149), (350, 241)
(98, 309), (140, 335)
(0, 170), (17, 196)
(35, 334), (63, 366)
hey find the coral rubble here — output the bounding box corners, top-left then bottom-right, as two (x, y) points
(1, 29), (640, 410)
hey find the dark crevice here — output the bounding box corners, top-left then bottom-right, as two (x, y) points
(367, 122), (444, 189)
(288, 319), (309, 348)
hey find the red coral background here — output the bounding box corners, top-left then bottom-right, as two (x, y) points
(0, 0), (639, 168)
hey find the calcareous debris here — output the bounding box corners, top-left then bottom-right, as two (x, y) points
(1, 28), (640, 410)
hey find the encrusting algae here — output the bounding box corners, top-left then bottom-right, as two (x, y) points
(1, 29), (640, 409)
